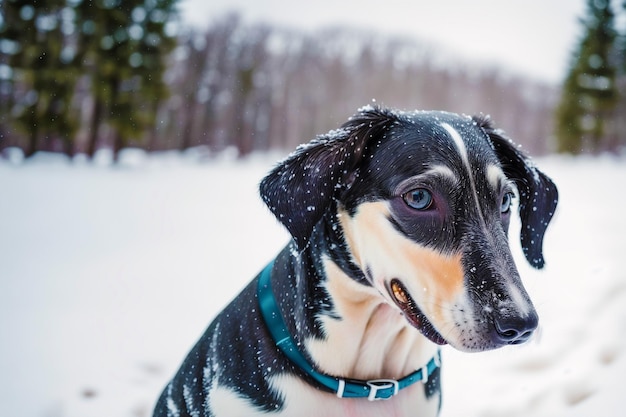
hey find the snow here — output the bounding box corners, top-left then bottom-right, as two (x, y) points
(1, 150), (625, 417)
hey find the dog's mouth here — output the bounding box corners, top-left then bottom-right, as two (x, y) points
(389, 279), (447, 345)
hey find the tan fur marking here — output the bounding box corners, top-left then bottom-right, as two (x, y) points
(400, 247), (464, 320)
(338, 211), (362, 267)
(339, 202), (465, 336)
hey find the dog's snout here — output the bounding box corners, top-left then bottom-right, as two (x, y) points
(493, 312), (538, 345)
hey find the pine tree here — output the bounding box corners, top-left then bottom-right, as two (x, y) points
(555, 0), (618, 154)
(77, 0), (178, 161)
(0, 0), (81, 157)
(612, 1), (626, 151)
(130, 0), (177, 151)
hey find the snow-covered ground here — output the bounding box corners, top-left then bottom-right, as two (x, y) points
(1, 150), (625, 417)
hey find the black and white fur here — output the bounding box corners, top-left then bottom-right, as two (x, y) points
(154, 106), (558, 417)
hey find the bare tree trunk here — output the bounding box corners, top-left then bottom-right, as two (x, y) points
(24, 129), (38, 158)
(86, 99), (103, 159)
(112, 131), (123, 163)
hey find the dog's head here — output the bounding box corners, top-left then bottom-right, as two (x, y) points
(260, 106), (558, 352)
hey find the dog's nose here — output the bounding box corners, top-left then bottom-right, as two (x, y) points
(493, 312), (538, 345)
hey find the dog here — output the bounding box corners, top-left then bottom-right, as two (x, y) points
(154, 106), (558, 417)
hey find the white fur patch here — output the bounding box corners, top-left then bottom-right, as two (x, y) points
(506, 283), (532, 318)
(486, 164), (506, 190)
(165, 384), (180, 417)
(183, 384), (201, 417)
(441, 122), (486, 227)
(394, 165), (459, 197)
(208, 386), (271, 417)
(441, 123), (469, 171)
(425, 164), (457, 182)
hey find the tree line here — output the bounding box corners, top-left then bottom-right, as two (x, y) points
(161, 16), (558, 157)
(1, 1), (625, 161)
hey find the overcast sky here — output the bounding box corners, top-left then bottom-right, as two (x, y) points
(177, 0), (592, 84)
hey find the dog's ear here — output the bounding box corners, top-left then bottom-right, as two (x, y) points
(474, 115), (558, 269)
(260, 106), (397, 251)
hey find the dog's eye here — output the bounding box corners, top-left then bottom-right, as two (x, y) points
(403, 188), (433, 210)
(501, 192), (514, 214)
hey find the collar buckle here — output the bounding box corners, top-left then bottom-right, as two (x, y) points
(366, 379), (399, 401)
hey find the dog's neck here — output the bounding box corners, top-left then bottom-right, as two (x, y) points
(307, 259), (438, 381)
(275, 214), (439, 382)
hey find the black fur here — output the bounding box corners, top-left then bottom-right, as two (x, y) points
(474, 115), (558, 268)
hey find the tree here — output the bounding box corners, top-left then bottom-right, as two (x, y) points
(172, 15), (239, 152)
(610, 0), (626, 151)
(76, 0), (178, 160)
(0, 0), (81, 157)
(555, 0), (618, 154)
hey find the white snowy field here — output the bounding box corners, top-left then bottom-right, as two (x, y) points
(1, 150), (625, 417)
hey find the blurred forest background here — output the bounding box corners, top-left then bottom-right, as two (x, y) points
(0, 0), (625, 161)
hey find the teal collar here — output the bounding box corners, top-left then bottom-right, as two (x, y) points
(257, 261), (441, 401)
